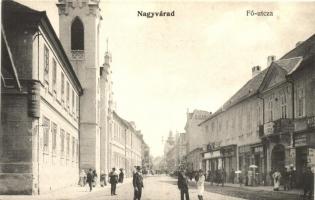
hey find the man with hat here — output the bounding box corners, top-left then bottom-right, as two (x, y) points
(109, 168), (118, 195)
(133, 166), (144, 200)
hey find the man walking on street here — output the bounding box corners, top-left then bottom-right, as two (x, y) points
(86, 168), (94, 192)
(178, 168), (190, 200)
(133, 166), (144, 200)
(109, 168), (118, 195)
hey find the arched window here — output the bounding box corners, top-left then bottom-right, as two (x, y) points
(71, 17), (84, 50)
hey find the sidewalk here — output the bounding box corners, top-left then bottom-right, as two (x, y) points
(204, 181), (303, 195)
(0, 178), (132, 200)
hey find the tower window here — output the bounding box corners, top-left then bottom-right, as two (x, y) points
(71, 17), (84, 50)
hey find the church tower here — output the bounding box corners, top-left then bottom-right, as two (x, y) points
(57, 0), (102, 173)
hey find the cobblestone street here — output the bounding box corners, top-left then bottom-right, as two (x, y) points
(0, 176), (304, 200)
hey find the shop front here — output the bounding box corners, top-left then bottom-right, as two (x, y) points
(220, 145), (237, 183)
(202, 149), (222, 174)
(293, 116), (315, 188)
(251, 144), (266, 185)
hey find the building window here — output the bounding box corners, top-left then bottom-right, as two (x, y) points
(60, 129), (65, 157)
(42, 116), (50, 153)
(281, 92), (287, 119)
(72, 90), (75, 113)
(52, 122), (57, 154)
(72, 136), (75, 159)
(267, 95), (274, 122)
(44, 45), (49, 83)
(66, 82), (70, 108)
(66, 133), (70, 158)
(71, 17), (84, 50)
(52, 59), (57, 92)
(297, 86), (305, 117)
(61, 72), (65, 102)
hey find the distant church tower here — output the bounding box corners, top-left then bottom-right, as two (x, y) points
(57, 0), (102, 173)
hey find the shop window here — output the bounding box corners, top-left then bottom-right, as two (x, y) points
(71, 17), (84, 50)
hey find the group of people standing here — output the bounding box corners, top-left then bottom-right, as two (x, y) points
(178, 169), (205, 200)
(78, 166), (144, 200)
(78, 168), (125, 193)
(271, 166), (314, 199)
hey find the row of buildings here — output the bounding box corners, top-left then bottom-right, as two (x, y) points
(164, 34), (315, 188)
(0, 0), (150, 195)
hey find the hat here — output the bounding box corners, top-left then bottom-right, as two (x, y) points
(136, 166), (141, 171)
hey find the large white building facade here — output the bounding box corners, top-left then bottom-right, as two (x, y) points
(1, 1), (83, 194)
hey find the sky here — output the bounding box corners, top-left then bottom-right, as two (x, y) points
(15, 0), (315, 157)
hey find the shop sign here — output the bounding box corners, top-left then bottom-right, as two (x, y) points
(204, 150), (221, 159)
(307, 116), (315, 129)
(308, 148), (315, 166)
(294, 134), (308, 147)
(264, 122), (274, 136)
(254, 146), (263, 153)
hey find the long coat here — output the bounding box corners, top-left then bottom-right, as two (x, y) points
(197, 175), (205, 195)
(133, 172), (144, 189)
(178, 172), (189, 191)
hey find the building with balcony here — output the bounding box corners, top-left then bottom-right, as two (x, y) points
(1, 1), (83, 194)
(199, 34), (315, 187)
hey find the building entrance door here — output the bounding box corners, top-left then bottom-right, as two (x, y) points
(271, 144), (285, 171)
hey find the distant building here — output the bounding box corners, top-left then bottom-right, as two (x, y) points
(1, 1), (83, 194)
(164, 131), (175, 156)
(185, 110), (211, 153)
(107, 112), (142, 177)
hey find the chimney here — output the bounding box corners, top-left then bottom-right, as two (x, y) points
(252, 66), (261, 78)
(267, 55), (276, 67)
(296, 41), (303, 47)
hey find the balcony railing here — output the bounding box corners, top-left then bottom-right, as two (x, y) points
(71, 50), (84, 60)
(261, 118), (294, 137)
(294, 116), (315, 132)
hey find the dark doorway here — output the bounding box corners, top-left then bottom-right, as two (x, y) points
(271, 144), (285, 171)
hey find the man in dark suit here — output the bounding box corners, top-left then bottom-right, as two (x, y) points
(133, 166), (144, 200)
(109, 168), (118, 195)
(178, 169), (190, 200)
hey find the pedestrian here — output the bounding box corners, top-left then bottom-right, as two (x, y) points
(230, 168), (235, 184)
(196, 169), (205, 200)
(100, 170), (107, 187)
(178, 168), (189, 200)
(79, 169), (86, 187)
(272, 169), (281, 191)
(282, 167), (289, 191)
(303, 166), (314, 199)
(86, 168), (94, 192)
(92, 169), (98, 187)
(109, 168), (118, 195)
(210, 170), (214, 186)
(133, 166), (144, 200)
(289, 165), (296, 189)
(119, 168), (124, 183)
(221, 169), (226, 187)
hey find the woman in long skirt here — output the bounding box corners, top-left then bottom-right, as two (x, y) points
(196, 169), (205, 200)
(272, 169), (281, 191)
